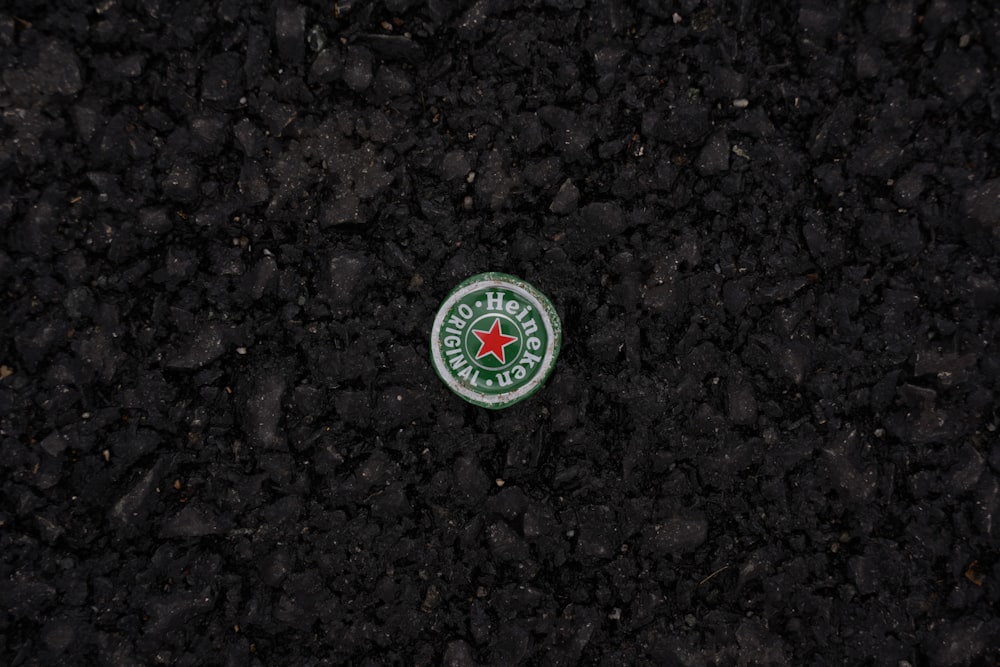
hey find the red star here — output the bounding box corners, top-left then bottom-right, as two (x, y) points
(472, 318), (518, 364)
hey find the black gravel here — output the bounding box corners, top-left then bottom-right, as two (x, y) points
(3, 1), (1000, 664)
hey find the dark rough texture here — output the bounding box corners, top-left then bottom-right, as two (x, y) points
(2, 1), (1000, 665)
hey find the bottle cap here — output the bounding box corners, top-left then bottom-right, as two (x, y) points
(430, 272), (562, 409)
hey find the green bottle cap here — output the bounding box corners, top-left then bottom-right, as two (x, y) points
(430, 272), (562, 409)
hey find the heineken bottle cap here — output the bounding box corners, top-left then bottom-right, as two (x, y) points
(430, 272), (562, 409)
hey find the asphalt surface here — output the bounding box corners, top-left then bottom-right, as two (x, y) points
(2, 1), (1000, 664)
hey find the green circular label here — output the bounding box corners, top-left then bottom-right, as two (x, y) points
(430, 273), (562, 409)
